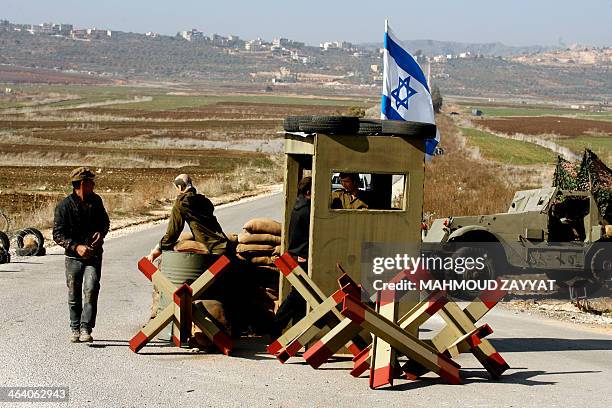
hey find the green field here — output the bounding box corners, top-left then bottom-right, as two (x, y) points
(105, 94), (372, 110)
(0, 84), (374, 111)
(460, 105), (612, 120)
(553, 136), (612, 162)
(460, 127), (557, 165)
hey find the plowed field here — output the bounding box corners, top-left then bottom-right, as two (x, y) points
(478, 116), (612, 136)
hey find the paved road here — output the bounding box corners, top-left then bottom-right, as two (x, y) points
(0, 193), (610, 407)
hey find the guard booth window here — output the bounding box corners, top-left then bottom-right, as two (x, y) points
(330, 172), (406, 211)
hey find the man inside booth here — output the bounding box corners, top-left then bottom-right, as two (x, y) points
(330, 172), (369, 209)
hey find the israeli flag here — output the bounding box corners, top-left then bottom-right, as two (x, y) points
(381, 21), (440, 157)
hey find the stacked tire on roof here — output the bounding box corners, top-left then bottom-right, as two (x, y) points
(283, 115), (437, 137)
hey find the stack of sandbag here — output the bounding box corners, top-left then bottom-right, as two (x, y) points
(173, 231), (209, 254)
(236, 218), (282, 266)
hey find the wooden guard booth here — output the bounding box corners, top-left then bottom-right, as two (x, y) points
(280, 131), (426, 304)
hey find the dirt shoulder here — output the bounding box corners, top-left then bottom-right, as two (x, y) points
(39, 183), (283, 253)
(499, 298), (612, 335)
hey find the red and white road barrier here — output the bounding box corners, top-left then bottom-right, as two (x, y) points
(268, 253), (365, 361)
(341, 293), (462, 385)
(129, 256), (233, 355)
(403, 268), (509, 379)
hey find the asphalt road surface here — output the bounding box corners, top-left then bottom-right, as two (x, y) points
(0, 193), (611, 407)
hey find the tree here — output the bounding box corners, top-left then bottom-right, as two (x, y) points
(346, 106), (366, 118)
(431, 84), (443, 113)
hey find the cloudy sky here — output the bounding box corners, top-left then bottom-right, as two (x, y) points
(2, 0), (611, 46)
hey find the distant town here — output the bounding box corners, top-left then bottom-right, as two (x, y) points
(1, 18), (610, 101)
(0, 18), (513, 66)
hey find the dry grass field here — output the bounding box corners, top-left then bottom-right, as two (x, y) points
(3, 83), (600, 234)
(474, 115), (612, 162)
(0, 86), (365, 233)
(423, 114), (523, 219)
(477, 116), (612, 137)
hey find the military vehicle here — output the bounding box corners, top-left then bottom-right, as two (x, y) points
(423, 186), (610, 292)
(423, 150), (612, 295)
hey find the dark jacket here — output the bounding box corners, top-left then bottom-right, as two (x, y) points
(287, 194), (311, 259)
(160, 187), (228, 255)
(53, 192), (110, 258)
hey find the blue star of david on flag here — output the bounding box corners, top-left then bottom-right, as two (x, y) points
(381, 21), (440, 159)
(390, 75), (418, 111)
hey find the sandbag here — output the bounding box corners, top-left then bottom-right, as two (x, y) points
(272, 245), (281, 256)
(236, 243), (275, 255)
(178, 231), (194, 241)
(249, 256), (278, 266)
(226, 233), (239, 244)
(190, 300), (230, 350)
(174, 240), (210, 254)
(237, 232), (281, 245)
(242, 218), (282, 235)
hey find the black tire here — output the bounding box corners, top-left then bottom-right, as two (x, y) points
(0, 248), (9, 264)
(0, 231), (9, 251)
(298, 116), (360, 134)
(15, 228), (45, 256)
(381, 120), (437, 138)
(283, 115), (313, 132)
(446, 245), (499, 300)
(358, 119), (383, 135)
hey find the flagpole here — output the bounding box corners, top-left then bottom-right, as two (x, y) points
(385, 19), (388, 33)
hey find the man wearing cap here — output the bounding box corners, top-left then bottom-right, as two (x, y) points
(146, 174), (228, 262)
(53, 167), (110, 343)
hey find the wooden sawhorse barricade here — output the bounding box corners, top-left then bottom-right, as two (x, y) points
(267, 253), (365, 362)
(269, 252), (510, 389)
(129, 256), (233, 355)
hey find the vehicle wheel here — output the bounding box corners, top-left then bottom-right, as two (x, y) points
(447, 245), (498, 299)
(0, 231), (9, 251)
(283, 115), (313, 132)
(381, 120), (437, 138)
(298, 116), (360, 134)
(15, 228), (45, 256)
(588, 245), (612, 293)
(357, 119), (383, 135)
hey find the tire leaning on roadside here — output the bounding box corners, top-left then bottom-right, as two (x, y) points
(15, 227), (45, 256)
(0, 247), (9, 264)
(0, 231), (9, 251)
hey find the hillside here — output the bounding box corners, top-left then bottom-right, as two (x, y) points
(359, 39), (560, 57)
(434, 57), (612, 99)
(1, 30), (610, 101)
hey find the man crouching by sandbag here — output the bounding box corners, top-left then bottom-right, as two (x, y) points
(145, 174), (231, 347)
(146, 174), (228, 262)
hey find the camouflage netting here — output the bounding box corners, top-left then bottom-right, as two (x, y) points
(553, 149), (612, 222)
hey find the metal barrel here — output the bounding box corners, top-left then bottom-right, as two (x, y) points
(157, 251), (211, 340)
